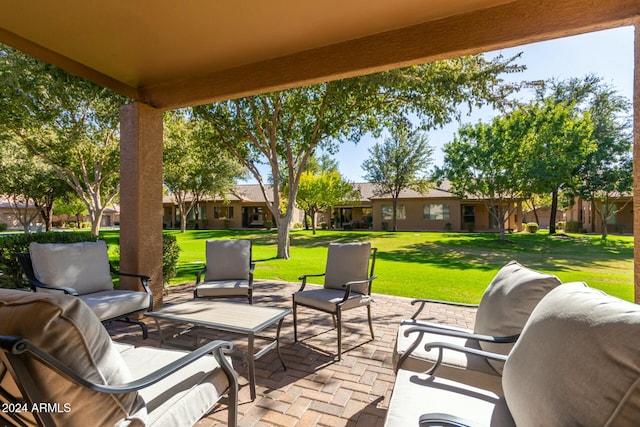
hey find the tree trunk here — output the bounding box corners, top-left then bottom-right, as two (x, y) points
(311, 208), (317, 235)
(90, 210), (104, 236)
(276, 218), (290, 259)
(392, 197), (398, 232)
(304, 211), (310, 230)
(180, 210), (187, 233)
(549, 190), (559, 234)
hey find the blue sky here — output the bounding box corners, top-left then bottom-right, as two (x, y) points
(243, 26), (635, 184)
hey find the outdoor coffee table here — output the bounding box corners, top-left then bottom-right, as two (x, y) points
(146, 300), (291, 400)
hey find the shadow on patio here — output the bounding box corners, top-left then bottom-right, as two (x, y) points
(108, 280), (477, 426)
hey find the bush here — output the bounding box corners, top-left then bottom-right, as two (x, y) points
(0, 223), (7, 232)
(564, 221), (583, 233)
(264, 220), (273, 230)
(556, 221), (565, 231)
(293, 222), (303, 229)
(320, 222), (327, 230)
(162, 233), (181, 286)
(0, 232), (96, 289)
(465, 222), (475, 232)
(444, 222), (452, 231)
(525, 222), (539, 233)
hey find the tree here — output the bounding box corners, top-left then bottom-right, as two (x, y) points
(438, 112), (529, 239)
(163, 110), (246, 232)
(296, 170), (361, 234)
(196, 54), (524, 258)
(54, 194), (89, 227)
(572, 82), (632, 237)
(362, 125), (433, 232)
(0, 139), (69, 232)
(0, 45), (126, 236)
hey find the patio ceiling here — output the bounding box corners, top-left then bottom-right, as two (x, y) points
(0, 0), (638, 110)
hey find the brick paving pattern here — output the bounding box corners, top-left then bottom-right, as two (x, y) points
(109, 280), (477, 427)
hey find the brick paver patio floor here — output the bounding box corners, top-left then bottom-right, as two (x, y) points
(108, 280), (477, 427)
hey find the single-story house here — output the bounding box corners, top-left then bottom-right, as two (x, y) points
(565, 196), (633, 234)
(162, 185), (304, 230)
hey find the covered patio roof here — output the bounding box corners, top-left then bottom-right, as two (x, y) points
(0, 0), (638, 305)
(0, 0), (637, 110)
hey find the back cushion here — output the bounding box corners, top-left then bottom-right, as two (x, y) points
(29, 241), (114, 294)
(205, 240), (251, 281)
(474, 260), (561, 373)
(503, 283), (640, 426)
(0, 289), (145, 426)
(324, 242), (372, 294)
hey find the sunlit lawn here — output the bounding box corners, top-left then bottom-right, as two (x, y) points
(101, 229), (634, 303)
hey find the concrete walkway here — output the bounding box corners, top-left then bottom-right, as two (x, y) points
(108, 280), (477, 427)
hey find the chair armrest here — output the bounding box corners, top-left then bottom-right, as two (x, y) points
(195, 267), (207, 285)
(248, 263), (256, 287)
(337, 274), (378, 304)
(419, 413), (483, 427)
(110, 265), (152, 293)
(403, 324), (519, 344)
(32, 281), (79, 296)
(0, 335), (238, 395)
(297, 273), (326, 292)
(410, 299), (479, 320)
(421, 340), (509, 375)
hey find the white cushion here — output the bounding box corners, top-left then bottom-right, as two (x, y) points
(503, 282), (640, 425)
(194, 280), (251, 298)
(29, 241), (114, 294)
(204, 240), (251, 281)
(294, 288), (371, 312)
(473, 260), (561, 373)
(384, 369), (515, 427)
(79, 290), (150, 321)
(119, 346), (231, 427)
(324, 242), (371, 294)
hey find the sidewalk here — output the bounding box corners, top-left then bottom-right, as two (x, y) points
(108, 280), (477, 427)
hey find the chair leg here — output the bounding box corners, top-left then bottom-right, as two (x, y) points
(367, 305), (374, 340)
(116, 317), (149, 340)
(336, 310), (342, 361)
(293, 301), (298, 342)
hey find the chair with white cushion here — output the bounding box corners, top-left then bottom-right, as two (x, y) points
(394, 260), (561, 393)
(385, 282), (640, 426)
(18, 240), (153, 338)
(293, 242), (377, 360)
(0, 289), (238, 427)
(194, 240), (255, 304)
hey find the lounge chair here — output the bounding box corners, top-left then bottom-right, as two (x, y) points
(292, 242), (377, 360)
(385, 282), (640, 426)
(194, 240), (255, 304)
(0, 289), (238, 427)
(393, 260), (561, 392)
(18, 240), (153, 338)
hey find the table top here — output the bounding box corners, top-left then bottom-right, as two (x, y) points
(145, 300), (291, 334)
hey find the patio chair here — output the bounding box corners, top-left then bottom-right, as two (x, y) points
(292, 242), (377, 360)
(194, 240), (255, 304)
(385, 282), (640, 426)
(393, 260), (561, 392)
(18, 240), (153, 338)
(0, 289), (238, 427)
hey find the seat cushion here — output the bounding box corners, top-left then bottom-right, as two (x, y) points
(384, 369), (515, 427)
(79, 290), (151, 321)
(393, 320), (503, 393)
(324, 242), (371, 294)
(294, 288), (371, 312)
(473, 260), (561, 373)
(194, 280), (251, 298)
(29, 241), (114, 294)
(0, 289), (145, 426)
(119, 346), (231, 427)
(205, 240), (251, 282)
(503, 282), (640, 426)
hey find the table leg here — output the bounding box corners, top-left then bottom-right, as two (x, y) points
(248, 332), (256, 401)
(276, 317), (287, 371)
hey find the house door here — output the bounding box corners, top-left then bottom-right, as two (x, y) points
(462, 205), (475, 230)
(242, 207), (248, 228)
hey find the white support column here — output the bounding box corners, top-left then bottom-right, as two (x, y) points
(119, 102), (164, 309)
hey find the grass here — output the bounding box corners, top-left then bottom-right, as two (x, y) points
(100, 229), (634, 303)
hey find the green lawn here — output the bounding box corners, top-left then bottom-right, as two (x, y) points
(100, 229), (634, 303)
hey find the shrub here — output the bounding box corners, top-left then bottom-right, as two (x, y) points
(0, 232), (96, 289)
(444, 222), (452, 231)
(525, 222), (539, 233)
(556, 221), (565, 231)
(320, 222), (327, 230)
(465, 222), (475, 232)
(264, 220), (273, 230)
(0, 223), (7, 232)
(223, 219), (231, 229)
(293, 222), (303, 229)
(68, 221), (77, 228)
(162, 233), (181, 286)
(564, 221), (584, 233)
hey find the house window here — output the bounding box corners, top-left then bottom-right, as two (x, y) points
(214, 206), (234, 219)
(423, 204), (450, 220)
(382, 205), (406, 220)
